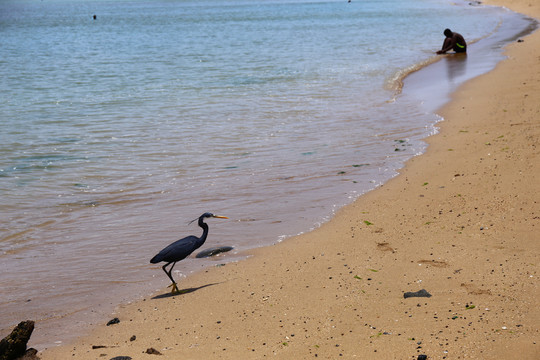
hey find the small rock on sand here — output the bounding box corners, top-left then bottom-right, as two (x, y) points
(106, 317), (120, 326)
(403, 289), (432, 299)
(145, 347), (162, 355)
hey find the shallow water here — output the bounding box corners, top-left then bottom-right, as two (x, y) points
(0, 0), (536, 349)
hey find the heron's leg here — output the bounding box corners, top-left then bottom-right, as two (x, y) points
(162, 262), (179, 293)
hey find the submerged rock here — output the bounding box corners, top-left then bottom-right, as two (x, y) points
(0, 320), (35, 360)
(403, 289), (432, 299)
(196, 246), (234, 258)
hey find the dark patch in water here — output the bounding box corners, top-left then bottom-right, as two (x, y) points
(50, 137), (81, 144)
(196, 246), (234, 258)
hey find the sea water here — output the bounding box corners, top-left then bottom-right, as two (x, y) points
(0, 0), (535, 348)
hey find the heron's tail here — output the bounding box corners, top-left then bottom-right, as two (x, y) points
(150, 254), (163, 264)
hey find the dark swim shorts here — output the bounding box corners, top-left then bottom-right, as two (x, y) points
(455, 43), (466, 53)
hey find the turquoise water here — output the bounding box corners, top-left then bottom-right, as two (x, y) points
(0, 0), (535, 348)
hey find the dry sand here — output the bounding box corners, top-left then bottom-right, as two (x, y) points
(40, 0), (539, 358)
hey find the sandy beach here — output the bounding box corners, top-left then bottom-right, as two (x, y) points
(37, 0), (539, 359)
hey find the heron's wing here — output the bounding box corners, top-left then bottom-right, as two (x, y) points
(150, 235), (199, 263)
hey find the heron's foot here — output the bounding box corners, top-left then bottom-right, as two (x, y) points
(168, 282), (180, 293)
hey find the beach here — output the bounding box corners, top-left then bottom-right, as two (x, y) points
(35, 0), (540, 358)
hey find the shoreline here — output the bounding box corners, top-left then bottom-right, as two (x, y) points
(388, 0), (535, 97)
(38, 0), (539, 358)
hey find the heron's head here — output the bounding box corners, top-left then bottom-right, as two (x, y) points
(203, 212), (228, 219)
(190, 212), (228, 224)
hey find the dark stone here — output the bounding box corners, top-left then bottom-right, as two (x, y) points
(106, 318), (120, 326)
(18, 348), (39, 360)
(145, 347), (162, 355)
(8, 348), (37, 360)
(195, 246), (234, 258)
(109, 357), (132, 360)
(403, 289), (432, 299)
(0, 320), (35, 360)
(129, 335), (136, 342)
(418, 355), (428, 360)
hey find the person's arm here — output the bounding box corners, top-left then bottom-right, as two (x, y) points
(437, 37), (454, 54)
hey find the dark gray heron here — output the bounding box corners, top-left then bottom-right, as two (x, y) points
(150, 212), (228, 293)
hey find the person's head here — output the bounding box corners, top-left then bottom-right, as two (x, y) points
(444, 29), (453, 38)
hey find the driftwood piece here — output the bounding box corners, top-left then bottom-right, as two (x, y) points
(0, 320), (35, 360)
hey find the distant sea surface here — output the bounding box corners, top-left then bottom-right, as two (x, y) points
(0, 0), (535, 348)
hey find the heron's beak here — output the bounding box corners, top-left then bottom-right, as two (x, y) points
(213, 215), (228, 219)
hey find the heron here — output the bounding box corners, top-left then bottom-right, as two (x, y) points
(150, 212), (228, 293)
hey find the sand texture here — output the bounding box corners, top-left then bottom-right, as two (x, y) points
(39, 0), (539, 359)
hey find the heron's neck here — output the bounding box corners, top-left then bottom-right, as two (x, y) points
(197, 220), (209, 246)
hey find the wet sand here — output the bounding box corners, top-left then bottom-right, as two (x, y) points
(39, 0), (539, 358)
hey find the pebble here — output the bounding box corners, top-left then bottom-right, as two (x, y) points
(146, 347), (162, 355)
(106, 317), (120, 326)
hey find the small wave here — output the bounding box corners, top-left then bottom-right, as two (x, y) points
(386, 56), (443, 97)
